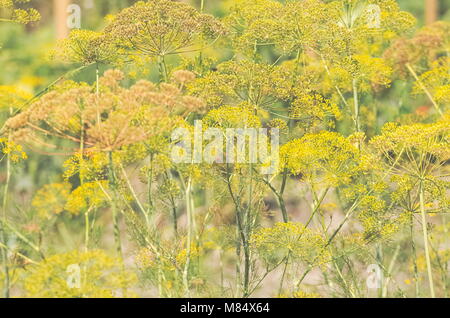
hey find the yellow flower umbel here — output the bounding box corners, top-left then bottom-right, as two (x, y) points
(251, 222), (330, 267)
(0, 85), (32, 110)
(31, 183), (71, 219)
(54, 30), (118, 66)
(412, 57), (450, 110)
(104, 0), (226, 57)
(64, 181), (110, 216)
(5, 70), (195, 152)
(0, 0), (40, 24)
(0, 137), (27, 163)
(189, 60), (283, 110)
(24, 250), (137, 298)
(370, 119), (450, 298)
(281, 131), (361, 187)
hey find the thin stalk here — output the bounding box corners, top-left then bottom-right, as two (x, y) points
(219, 248), (224, 294)
(146, 156), (154, 227)
(419, 180), (435, 298)
(278, 253), (290, 295)
(200, 0), (205, 12)
(0, 242), (37, 265)
(305, 188), (329, 229)
(410, 214), (420, 297)
(95, 63), (100, 124)
(440, 213), (448, 297)
(296, 195), (363, 289)
(259, 169), (288, 222)
(352, 78), (360, 132)
(0, 218), (41, 255)
(83, 208), (90, 254)
(158, 55), (168, 83)
(333, 261), (356, 297)
(242, 164), (253, 297)
(79, 116), (90, 253)
(226, 165), (245, 297)
(120, 165), (146, 219)
(376, 244), (384, 298)
(405, 63), (443, 116)
(163, 170), (178, 237)
(382, 245), (400, 297)
(171, 199), (178, 237)
(429, 240), (448, 298)
(108, 152), (123, 259)
(1, 134), (11, 298)
(182, 178), (193, 297)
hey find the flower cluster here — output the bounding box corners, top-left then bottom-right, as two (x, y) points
(103, 0), (226, 57)
(250, 222), (330, 267)
(24, 250), (137, 298)
(281, 131), (361, 187)
(0, 0), (40, 24)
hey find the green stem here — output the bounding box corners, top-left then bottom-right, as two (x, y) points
(278, 253), (290, 295)
(410, 214), (420, 297)
(108, 152), (123, 260)
(84, 210), (89, 253)
(158, 55), (168, 83)
(183, 178), (193, 297)
(1, 134), (11, 298)
(200, 0), (205, 12)
(242, 164), (253, 297)
(259, 169), (288, 222)
(146, 156), (154, 227)
(419, 180), (435, 298)
(352, 78), (360, 133)
(96, 64), (100, 124)
(406, 63), (443, 117)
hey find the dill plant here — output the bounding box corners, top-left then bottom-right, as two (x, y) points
(0, 0), (449, 298)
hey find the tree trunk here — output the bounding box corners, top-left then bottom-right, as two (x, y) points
(425, 0), (439, 25)
(54, 0), (70, 39)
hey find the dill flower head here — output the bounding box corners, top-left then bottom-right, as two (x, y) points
(0, 0), (40, 24)
(384, 21), (449, 77)
(225, 0), (283, 54)
(31, 183), (71, 219)
(104, 0), (226, 56)
(171, 70), (196, 86)
(0, 137), (27, 163)
(251, 222), (330, 266)
(289, 91), (341, 128)
(319, 0), (415, 59)
(275, 0), (336, 54)
(65, 181), (110, 215)
(281, 131), (361, 187)
(63, 151), (108, 182)
(24, 250), (137, 298)
(204, 105), (261, 129)
(370, 120), (450, 175)
(6, 70), (198, 151)
(188, 59), (284, 110)
(0, 85), (32, 110)
(412, 57), (450, 108)
(53, 29), (118, 65)
(370, 120), (450, 214)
